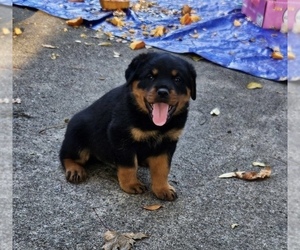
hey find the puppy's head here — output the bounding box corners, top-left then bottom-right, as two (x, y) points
(125, 52), (197, 126)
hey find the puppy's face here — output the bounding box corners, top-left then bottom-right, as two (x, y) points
(126, 53), (197, 126)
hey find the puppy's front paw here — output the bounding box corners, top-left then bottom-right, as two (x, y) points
(119, 181), (147, 194)
(64, 160), (87, 183)
(152, 184), (177, 201)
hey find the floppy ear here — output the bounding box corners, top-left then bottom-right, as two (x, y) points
(187, 63), (197, 100)
(125, 53), (153, 85)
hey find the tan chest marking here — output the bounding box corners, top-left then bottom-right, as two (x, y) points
(130, 127), (183, 142)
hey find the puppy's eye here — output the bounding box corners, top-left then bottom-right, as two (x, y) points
(174, 76), (182, 83)
(147, 74), (155, 80)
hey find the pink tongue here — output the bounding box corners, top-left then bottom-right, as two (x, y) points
(152, 103), (169, 126)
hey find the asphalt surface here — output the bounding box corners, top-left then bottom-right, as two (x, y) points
(0, 5), (13, 250)
(288, 80), (300, 250)
(12, 6), (288, 250)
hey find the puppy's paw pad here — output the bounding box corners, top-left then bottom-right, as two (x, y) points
(65, 168), (87, 183)
(153, 185), (177, 201)
(121, 182), (147, 194)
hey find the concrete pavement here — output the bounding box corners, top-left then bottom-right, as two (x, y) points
(12, 6), (287, 249)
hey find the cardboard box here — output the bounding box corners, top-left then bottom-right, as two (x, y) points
(242, 0), (300, 30)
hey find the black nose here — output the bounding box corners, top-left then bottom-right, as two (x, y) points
(157, 88), (169, 98)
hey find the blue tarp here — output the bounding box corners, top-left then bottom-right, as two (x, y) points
(7, 0), (300, 81)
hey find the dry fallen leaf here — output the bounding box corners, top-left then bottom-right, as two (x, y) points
(191, 15), (201, 23)
(219, 172), (240, 178)
(189, 54), (203, 61)
(42, 44), (58, 49)
(99, 42), (112, 46)
(50, 53), (60, 60)
(252, 161), (266, 167)
(143, 204), (163, 211)
(2, 27), (10, 35)
(219, 166), (271, 181)
(288, 50), (296, 60)
(12, 98), (21, 104)
(66, 17), (83, 27)
(189, 32), (199, 39)
(113, 51), (121, 58)
(129, 40), (145, 50)
(237, 166), (271, 180)
(233, 19), (241, 27)
(210, 108), (220, 116)
(107, 17), (125, 27)
(0, 98), (10, 104)
(246, 82), (263, 89)
(180, 13), (192, 25)
(14, 27), (22, 35)
(272, 51), (284, 60)
(151, 25), (166, 37)
(182, 4), (192, 15)
(102, 230), (148, 250)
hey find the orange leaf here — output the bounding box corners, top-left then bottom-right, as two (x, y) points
(66, 17), (83, 27)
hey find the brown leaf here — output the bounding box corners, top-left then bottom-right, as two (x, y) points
(182, 5), (192, 15)
(107, 17), (125, 27)
(235, 166), (271, 180)
(14, 27), (22, 35)
(219, 166), (271, 181)
(143, 204), (163, 211)
(102, 230), (148, 250)
(129, 40), (145, 50)
(151, 26), (166, 37)
(66, 17), (83, 27)
(180, 13), (192, 25)
(272, 51), (284, 60)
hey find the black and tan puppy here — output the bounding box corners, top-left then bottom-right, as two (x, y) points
(60, 52), (196, 201)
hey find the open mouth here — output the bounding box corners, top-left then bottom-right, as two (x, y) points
(145, 100), (177, 126)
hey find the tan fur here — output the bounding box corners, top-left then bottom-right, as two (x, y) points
(75, 149), (90, 165)
(131, 128), (159, 141)
(171, 69), (178, 76)
(131, 80), (148, 113)
(152, 68), (158, 75)
(63, 159), (87, 183)
(117, 156), (146, 194)
(130, 127), (183, 142)
(173, 88), (191, 115)
(147, 154), (177, 201)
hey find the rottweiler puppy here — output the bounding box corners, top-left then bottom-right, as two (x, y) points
(60, 52), (196, 201)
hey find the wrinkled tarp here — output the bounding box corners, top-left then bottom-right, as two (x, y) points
(8, 0), (300, 81)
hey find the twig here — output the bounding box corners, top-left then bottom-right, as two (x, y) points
(39, 123), (66, 134)
(92, 207), (112, 231)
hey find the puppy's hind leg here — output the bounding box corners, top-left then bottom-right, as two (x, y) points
(60, 149), (90, 183)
